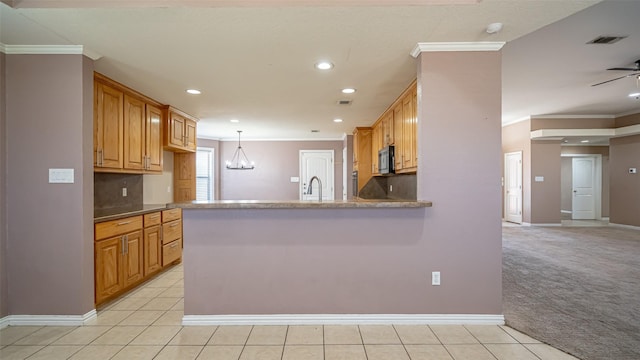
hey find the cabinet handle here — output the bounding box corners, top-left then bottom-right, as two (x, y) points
(124, 234), (128, 254)
(121, 235), (125, 255)
(117, 221), (131, 226)
(96, 149), (103, 167)
(100, 149), (104, 166)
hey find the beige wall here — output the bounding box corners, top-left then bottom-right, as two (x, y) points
(219, 140), (343, 201)
(143, 151), (174, 204)
(5, 54), (94, 316)
(502, 120), (532, 223)
(615, 113), (640, 127)
(609, 134), (640, 227)
(530, 141), (562, 224)
(416, 50), (503, 313)
(531, 117), (615, 130)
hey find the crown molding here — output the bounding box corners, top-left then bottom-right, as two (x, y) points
(0, 43), (102, 60)
(501, 116), (531, 127)
(615, 109), (640, 118)
(410, 42), (505, 58)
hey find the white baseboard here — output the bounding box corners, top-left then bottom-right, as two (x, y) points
(182, 314), (505, 326)
(609, 223), (640, 231)
(561, 210), (572, 214)
(0, 309), (97, 327)
(531, 223), (562, 227)
(521, 222), (531, 226)
(600, 217), (610, 221)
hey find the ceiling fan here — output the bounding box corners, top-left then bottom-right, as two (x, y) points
(591, 59), (640, 87)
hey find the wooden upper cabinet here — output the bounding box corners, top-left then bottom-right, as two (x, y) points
(94, 73), (164, 174)
(371, 123), (382, 175)
(173, 152), (196, 202)
(124, 95), (146, 171)
(412, 88), (418, 167)
(352, 127), (372, 191)
(402, 92), (414, 169)
(94, 81), (124, 170)
(393, 104), (403, 171)
(146, 104), (164, 172)
(163, 106), (198, 153)
(382, 112), (394, 147)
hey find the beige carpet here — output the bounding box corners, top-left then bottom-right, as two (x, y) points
(502, 225), (640, 360)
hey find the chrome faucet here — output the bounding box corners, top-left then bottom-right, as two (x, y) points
(306, 176), (323, 202)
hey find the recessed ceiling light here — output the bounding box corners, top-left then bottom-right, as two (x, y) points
(333, 118), (343, 123)
(581, 140), (590, 143)
(315, 61), (333, 70)
(230, 119), (240, 123)
(341, 88), (356, 94)
(629, 92), (640, 98)
(186, 89), (201, 95)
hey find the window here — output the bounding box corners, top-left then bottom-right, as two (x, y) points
(196, 147), (215, 201)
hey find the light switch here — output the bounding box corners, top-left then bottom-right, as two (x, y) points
(48, 168), (74, 183)
(290, 177), (300, 183)
(534, 176), (544, 182)
(630, 168), (637, 174)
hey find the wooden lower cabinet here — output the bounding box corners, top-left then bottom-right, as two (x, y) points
(95, 237), (124, 304)
(95, 210), (183, 306)
(143, 225), (162, 277)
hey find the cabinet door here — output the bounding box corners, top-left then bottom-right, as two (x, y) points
(402, 93), (414, 169)
(146, 104), (163, 172)
(393, 104), (403, 171)
(352, 129), (359, 168)
(95, 237), (123, 304)
(168, 112), (186, 149)
(383, 112), (393, 146)
(94, 82), (124, 169)
(174, 152), (196, 202)
(412, 88), (418, 167)
(185, 118), (197, 151)
(143, 225), (162, 276)
(371, 124), (381, 174)
(123, 230), (144, 287)
(124, 95), (146, 170)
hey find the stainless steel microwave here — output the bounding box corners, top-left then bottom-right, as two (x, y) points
(378, 145), (395, 174)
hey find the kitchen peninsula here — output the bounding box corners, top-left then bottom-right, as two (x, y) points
(170, 199), (439, 324)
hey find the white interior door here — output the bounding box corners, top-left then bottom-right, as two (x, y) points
(300, 150), (334, 201)
(504, 151), (523, 224)
(572, 157), (596, 219)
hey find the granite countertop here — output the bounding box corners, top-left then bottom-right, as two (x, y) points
(94, 204), (167, 223)
(168, 199), (432, 209)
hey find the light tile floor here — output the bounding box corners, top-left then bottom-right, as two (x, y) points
(0, 265), (579, 360)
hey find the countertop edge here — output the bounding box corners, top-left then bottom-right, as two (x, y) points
(94, 204), (168, 223)
(167, 200), (432, 210)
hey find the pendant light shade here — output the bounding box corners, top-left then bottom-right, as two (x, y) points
(226, 130), (255, 170)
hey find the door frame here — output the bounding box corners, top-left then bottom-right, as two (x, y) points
(563, 153), (602, 220)
(299, 150), (335, 201)
(504, 151), (523, 224)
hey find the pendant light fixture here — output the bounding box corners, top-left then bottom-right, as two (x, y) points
(226, 130), (255, 170)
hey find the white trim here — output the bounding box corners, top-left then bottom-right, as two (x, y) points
(502, 116), (530, 127)
(0, 43), (102, 60)
(410, 42), (505, 57)
(531, 115), (616, 119)
(615, 109), (640, 118)
(182, 314), (505, 326)
(561, 210), (572, 214)
(601, 217), (609, 221)
(531, 223), (563, 227)
(609, 223), (640, 231)
(0, 316), (9, 329)
(0, 309), (97, 327)
(530, 124), (640, 140)
(521, 222), (532, 226)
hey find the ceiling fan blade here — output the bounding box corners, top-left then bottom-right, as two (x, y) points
(591, 73), (640, 86)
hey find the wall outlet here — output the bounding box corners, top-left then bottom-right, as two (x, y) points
(630, 168), (637, 174)
(122, 187), (127, 197)
(389, 185), (393, 192)
(167, 186), (171, 193)
(432, 271), (441, 286)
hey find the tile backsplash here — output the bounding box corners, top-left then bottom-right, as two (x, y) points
(94, 173), (143, 210)
(359, 173), (417, 200)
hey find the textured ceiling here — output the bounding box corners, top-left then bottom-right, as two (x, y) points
(3, 0), (638, 140)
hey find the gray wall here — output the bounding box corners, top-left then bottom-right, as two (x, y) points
(610, 134), (640, 227)
(0, 51), (7, 318)
(416, 50), (502, 314)
(530, 141), (562, 224)
(219, 140), (343, 201)
(5, 54), (94, 316)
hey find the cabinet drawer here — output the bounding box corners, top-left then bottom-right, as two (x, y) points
(162, 208), (181, 223)
(95, 216), (143, 240)
(162, 239), (182, 266)
(162, 220), (182, 244)
(144, 212), (162, 227)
